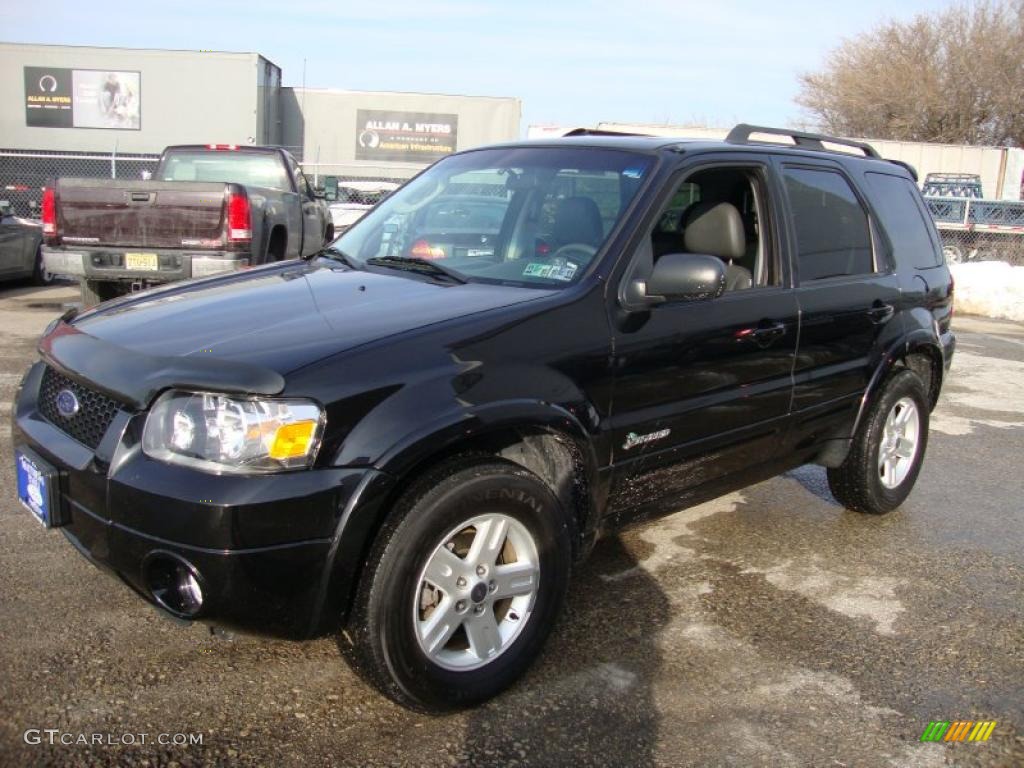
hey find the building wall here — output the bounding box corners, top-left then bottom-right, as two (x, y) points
(0, 43), (273, 154)
(284, 87), (521, 180)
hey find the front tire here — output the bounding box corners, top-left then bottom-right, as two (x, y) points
(345, 458), (572, 712)
(828, 369), (929, 514)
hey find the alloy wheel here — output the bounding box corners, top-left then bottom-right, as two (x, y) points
(878, 396), (920, 489)
(413, 513), (540, 671)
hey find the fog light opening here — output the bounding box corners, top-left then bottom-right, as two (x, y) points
(144, 554), (205, 618)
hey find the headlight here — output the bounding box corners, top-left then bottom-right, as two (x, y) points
(142, 390), (325, 474)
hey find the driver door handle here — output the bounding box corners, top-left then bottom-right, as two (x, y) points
(735, 320), (787, 347)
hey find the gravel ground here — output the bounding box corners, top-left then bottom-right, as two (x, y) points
(0, 283), (1021, 767)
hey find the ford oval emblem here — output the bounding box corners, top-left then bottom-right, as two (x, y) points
(56, 389), (80, 418)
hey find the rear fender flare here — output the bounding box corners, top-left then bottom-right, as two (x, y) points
(852, 331), (944, 438)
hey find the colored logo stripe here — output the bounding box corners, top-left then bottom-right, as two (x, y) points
(945, 721), (972, 741)
(970, 722), (997, 742)
(921, 721), (996, 742)
(920, 721), (949, 741)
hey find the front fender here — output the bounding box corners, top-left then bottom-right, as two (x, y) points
(374, 399), (599, 478)
(306, 400), (601, 636)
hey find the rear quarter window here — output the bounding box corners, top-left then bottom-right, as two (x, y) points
(864, 172), (943, 268)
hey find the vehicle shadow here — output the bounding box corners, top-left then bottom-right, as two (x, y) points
(784, 464), (842, 507)
(0, 279), (76, 303)
(457, 534), (670, 767)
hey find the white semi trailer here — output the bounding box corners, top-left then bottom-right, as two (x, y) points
(567, 123), (1024, 201)
(532, 122), (1024, 264)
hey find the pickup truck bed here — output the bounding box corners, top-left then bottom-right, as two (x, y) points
(42, 145), (332, 305)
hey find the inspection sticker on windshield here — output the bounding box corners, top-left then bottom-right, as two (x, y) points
(523, 262), (578, 281)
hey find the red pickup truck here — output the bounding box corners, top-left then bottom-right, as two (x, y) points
(42, 144), (333, 305)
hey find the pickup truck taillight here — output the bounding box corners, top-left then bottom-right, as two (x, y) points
(41, 187), (56, 240)
(226, 188), (252, 244)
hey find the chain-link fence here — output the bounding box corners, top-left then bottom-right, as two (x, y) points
(936, 228), (1024, 266)
(925, 196), (1024, 266)
(5, 148), (1024, 267)
(0, 149), (161, 218)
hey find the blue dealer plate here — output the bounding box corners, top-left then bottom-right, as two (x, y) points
(15, 448), (57, 527)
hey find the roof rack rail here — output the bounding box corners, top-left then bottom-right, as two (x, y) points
(562, 127), (652, 137)
(888, 160), (919, 182)
(725, 124), (881, 159)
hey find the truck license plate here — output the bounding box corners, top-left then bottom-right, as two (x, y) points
(125, 252), (159, 271)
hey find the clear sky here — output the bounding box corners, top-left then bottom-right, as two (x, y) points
(5, 0), (957, 134)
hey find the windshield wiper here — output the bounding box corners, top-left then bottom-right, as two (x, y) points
(311, 246), (360, 269)
(366, 256), (467, 284)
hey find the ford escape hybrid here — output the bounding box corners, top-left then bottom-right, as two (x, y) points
(13, 125), (955, 711)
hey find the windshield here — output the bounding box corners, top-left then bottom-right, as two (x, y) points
(158, 151), (291, 190)
(333, 147), (653, 288)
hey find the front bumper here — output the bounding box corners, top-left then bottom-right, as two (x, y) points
(13, 361), (374, 639)
(42, 245), (249, 283)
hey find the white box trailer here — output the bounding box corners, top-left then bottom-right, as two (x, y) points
(582, 123), (1024, 201)
(863, 139), (1024, 201)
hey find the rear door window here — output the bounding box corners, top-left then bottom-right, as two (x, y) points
(864, 172), (942, 267)
(783, 167), (874, 281)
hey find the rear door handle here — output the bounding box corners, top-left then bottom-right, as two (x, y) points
(867, 302), (895, 324)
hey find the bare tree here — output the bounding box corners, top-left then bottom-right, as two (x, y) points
(798, 1), (1024, 146)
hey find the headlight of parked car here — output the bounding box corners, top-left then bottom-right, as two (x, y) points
(142, 391), (325, 474)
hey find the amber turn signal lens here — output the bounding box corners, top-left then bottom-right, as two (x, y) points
(269, 420), (318, 460)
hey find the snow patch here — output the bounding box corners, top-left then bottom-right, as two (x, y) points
(600, 492), (744, 581)
(941, 350), (1024, 414)
(743, 557), (905, 635)
(930, 411), (1024, 436)
(565, 662), (638, 692)
(950, 261), (1024, 322)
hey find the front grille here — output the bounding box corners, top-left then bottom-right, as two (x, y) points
(38, 366), (121, 449)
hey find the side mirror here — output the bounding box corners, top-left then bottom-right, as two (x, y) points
(633, 253), (726, 304)
(313, 187), (327, 200)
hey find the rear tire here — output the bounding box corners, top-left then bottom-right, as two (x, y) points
(344, 457), (572, 712)
(31, 247), (55, 286)
(265, 227), (287, 263)
(80, 279), (128, 307)
(828, 369), (929, 514)
(942, 244), (963, 264)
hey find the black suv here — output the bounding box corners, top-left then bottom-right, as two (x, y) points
(13, 125), (955, 711)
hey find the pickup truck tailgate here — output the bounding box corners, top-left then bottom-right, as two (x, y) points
(56, 178), (227, 249)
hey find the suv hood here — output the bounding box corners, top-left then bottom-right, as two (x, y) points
(71, 261), (554, 374)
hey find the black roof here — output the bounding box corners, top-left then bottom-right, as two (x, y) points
(163, 144), (285, 154)
(479, 125), (915, 179)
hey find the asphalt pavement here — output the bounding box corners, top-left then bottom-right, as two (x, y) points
(0, 283), (1021, 767)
